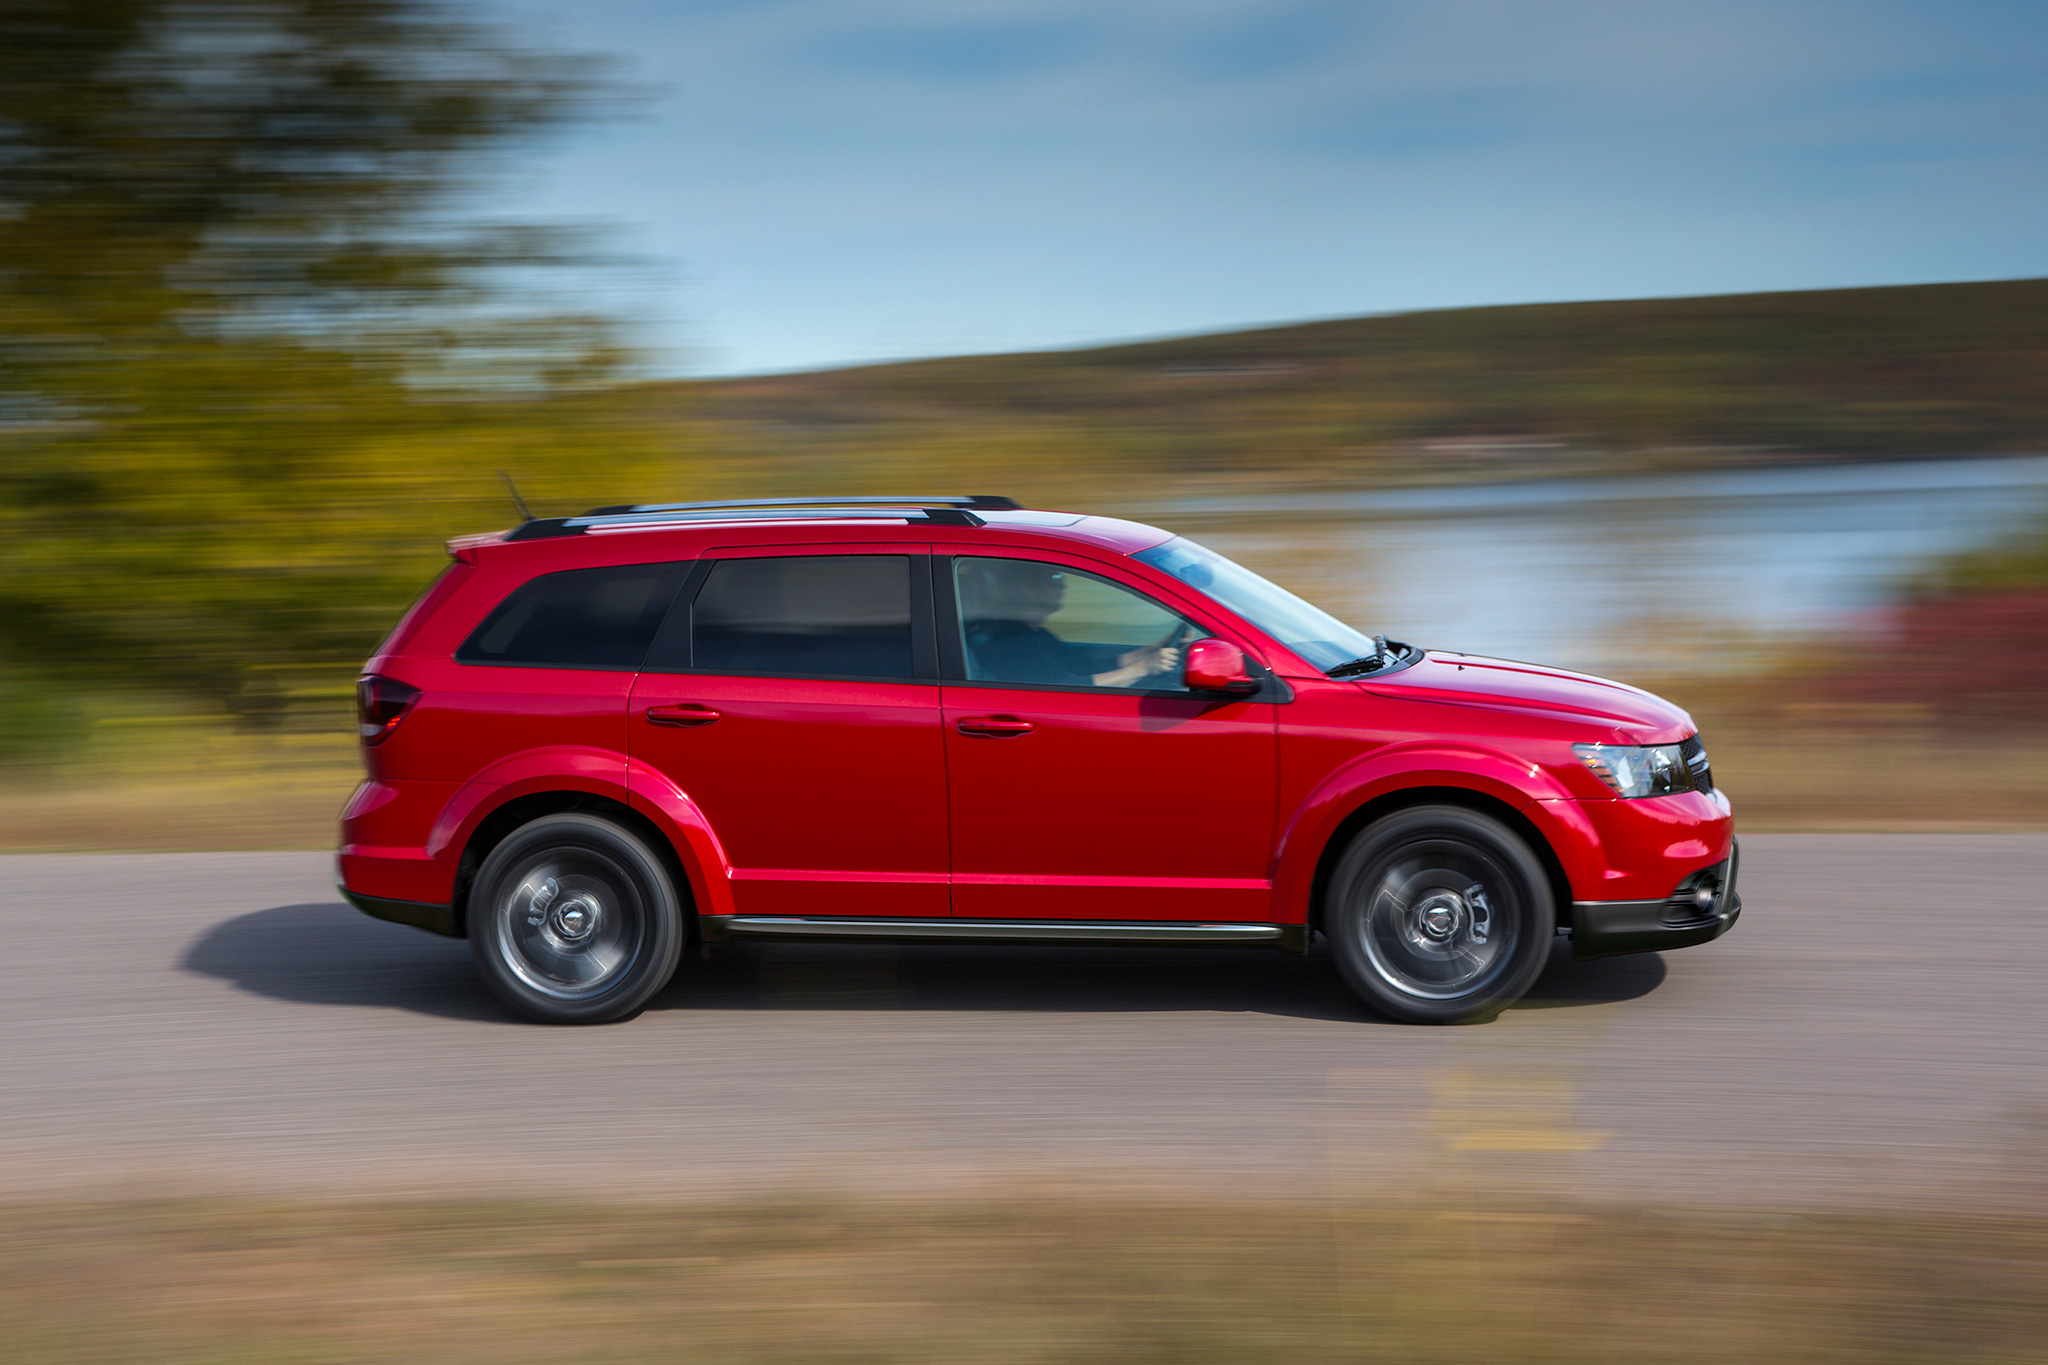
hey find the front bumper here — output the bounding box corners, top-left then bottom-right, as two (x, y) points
(1569, 847), (1742, 961)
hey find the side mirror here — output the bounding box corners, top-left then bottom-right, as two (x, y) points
(1183, 638), (1261, 696)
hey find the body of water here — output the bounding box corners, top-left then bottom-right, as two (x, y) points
(1157, 454), (2048, 678)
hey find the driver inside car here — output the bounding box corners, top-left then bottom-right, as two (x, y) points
(957, 557), (1185, 688)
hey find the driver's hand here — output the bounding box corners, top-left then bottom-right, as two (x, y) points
(1118, 644), (1178, 676)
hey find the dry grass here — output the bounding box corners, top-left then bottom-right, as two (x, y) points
(1698, 727), (2048, 829)
(4, 1197), (2045, 1363)
(1665, 668), (2048, 829)
(0, 701), (358, 851)
(0, 763), (357, 851)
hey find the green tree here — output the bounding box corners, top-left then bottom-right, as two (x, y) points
(0, 0), (669, 731)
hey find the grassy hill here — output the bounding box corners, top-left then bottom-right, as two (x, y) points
(650, 277), (2048, 503)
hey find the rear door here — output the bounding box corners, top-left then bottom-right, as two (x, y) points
(630, 544), (949, 918)
(938, 552), (1280, 922)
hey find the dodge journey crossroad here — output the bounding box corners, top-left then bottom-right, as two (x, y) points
(340, 495), (1740, 1024)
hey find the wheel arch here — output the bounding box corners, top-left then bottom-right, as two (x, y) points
(1305, 785), (1573, 937)
(453, 791), (694, 940)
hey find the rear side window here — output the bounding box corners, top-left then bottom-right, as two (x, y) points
(457, 564), (679, 669)
(680, 555), (915, 679)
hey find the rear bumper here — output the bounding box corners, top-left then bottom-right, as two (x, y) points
(1569, 846), (1742, 960)
(339, 883), (460, 938)
(336, 777), (466, 905)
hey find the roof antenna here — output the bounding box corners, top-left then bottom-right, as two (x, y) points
(498, 470), (536, 523)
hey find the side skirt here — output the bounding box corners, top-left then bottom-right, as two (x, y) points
(702, 916), (1309, 953)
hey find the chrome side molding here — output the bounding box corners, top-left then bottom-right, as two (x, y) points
(702, 915), (1305, 951)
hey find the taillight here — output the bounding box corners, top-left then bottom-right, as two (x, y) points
(356, 675), (421, 744)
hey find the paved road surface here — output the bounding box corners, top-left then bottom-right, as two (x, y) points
(6, 836), (2046, 1208)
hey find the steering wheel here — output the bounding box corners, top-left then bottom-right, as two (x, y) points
(1144, 620), (1198, 678)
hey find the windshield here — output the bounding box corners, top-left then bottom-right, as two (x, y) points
(1133, 537), (1379, 671)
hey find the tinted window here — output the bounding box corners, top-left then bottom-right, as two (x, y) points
(953, 557), (1196, 691)
(457, 564), (677, 669)
(689, 555), (914, 679)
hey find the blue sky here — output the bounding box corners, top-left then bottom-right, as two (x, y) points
(488, 0), (2048, 375)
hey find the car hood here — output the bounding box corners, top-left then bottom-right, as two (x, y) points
(1361, 651), (1694, 741)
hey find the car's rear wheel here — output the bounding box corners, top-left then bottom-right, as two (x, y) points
(1326, 805), (1555, 1024)
(469, 813), (684, 1024)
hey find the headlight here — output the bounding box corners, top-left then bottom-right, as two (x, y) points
(1572, 742), (1700, 798)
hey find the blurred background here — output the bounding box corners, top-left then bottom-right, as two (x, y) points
(3, 0), (2044, 847)
(5, 4), (2048, 1358)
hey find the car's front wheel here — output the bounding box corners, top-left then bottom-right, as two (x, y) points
(1326, 805), (1555, 1024)
(469, 813), (685, 1024)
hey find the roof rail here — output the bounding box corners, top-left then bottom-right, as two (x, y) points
(582, 494), (1021, 516)
(502, 494), (1022, 542)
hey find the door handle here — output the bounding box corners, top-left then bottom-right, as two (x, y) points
(957, 715), (1034, 738)
(645, 703), (721, 727)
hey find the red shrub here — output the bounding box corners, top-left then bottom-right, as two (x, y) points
(1822, 585), (2048, 723)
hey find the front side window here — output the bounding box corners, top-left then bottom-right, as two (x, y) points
(1133, 537), (1377, 672)
(457, 563), (678, 669)
(953, 556), (1195, 691)
(688, 555), (915, 679)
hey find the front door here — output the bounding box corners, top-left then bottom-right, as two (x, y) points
(939, 553), (1279, 921)
(630, 546), (949, 917)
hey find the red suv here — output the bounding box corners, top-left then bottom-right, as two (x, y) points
(341, 495), (1739, 1025)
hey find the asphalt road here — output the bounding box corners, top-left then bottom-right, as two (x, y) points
(6, 835), (2046, 1209)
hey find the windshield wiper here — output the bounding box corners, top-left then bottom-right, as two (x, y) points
(1327, 635), (1398, 678)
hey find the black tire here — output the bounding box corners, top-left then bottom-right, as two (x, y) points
(468, 813), (685, 1024)
(1325, 805), (1555, 1024)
